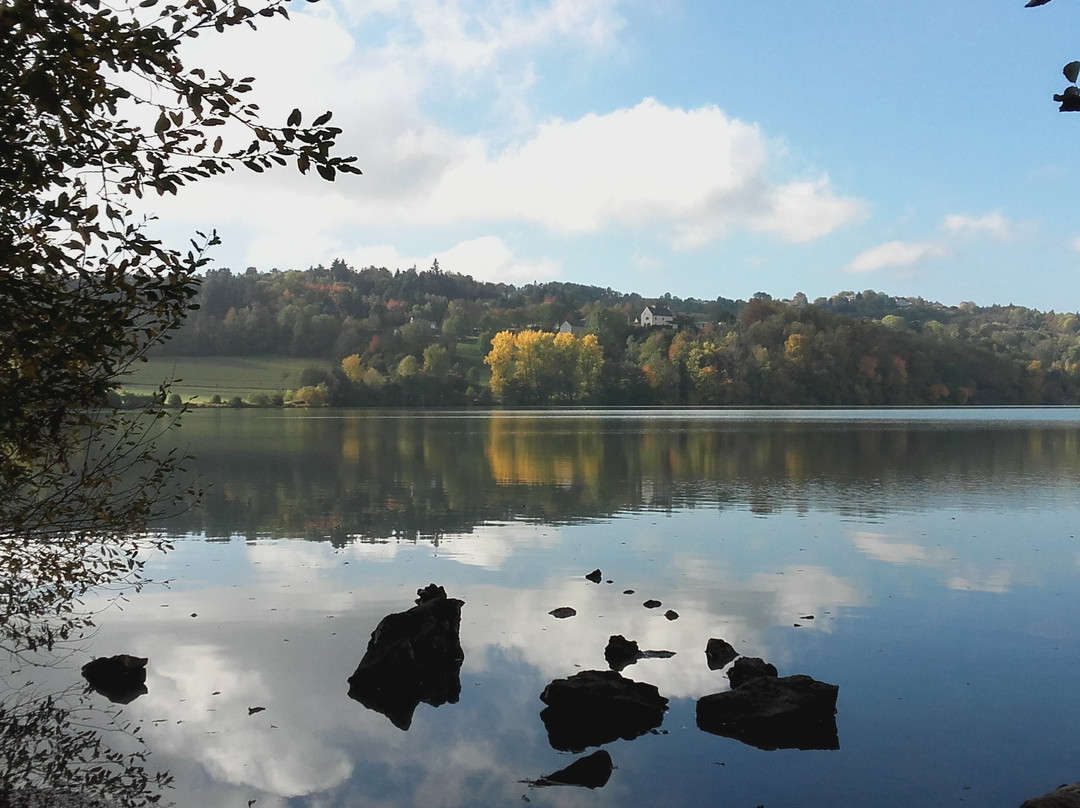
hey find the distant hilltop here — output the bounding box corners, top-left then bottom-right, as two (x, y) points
(138, 261), (1080, 407)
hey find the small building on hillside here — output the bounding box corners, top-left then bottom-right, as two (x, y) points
(640, 305), (675, 328)
(559, 315), (585, 336)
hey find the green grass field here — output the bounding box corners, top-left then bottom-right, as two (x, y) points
(118, 356), (332, 403)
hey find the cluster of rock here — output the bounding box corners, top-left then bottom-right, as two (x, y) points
(696, 658), (840, 751)
(539, 669), (669, 752)
(521, 568), (842, 791)
(77, 576), (1075, 805)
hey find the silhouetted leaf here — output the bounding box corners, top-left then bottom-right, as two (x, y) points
(287, 108), (301, 126)
(1065, 61), (1080, 83)
(1025, 0), (1053, 7)
(1055, 85), (1080, 111)
(316, 164), (335, 181)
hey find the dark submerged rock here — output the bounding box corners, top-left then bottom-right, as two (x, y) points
(604, 635), (640, 671)
(1021, 781), (1080, 807)
(640, 649), (676, 661)
(539, 670), (668, 752)
(347, 584), (464, 730)
(697, 674), (839, 751)
(727, 656), (778, 688)
(705, 638), (738, 670)
(81, 654), (148, 704)
(528, 750), (614, 789)
(604, 635), (675, 671)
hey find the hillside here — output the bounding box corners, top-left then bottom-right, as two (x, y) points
(136, 261), (1080, 406)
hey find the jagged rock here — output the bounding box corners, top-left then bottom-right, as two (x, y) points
(585, 569), (602, 583)
(705, 638), (738, 670)
(1021, 781), (1080, 807)
(697, 674), (839, 751)
(527, 750), (614, 789)
(604, 635), (640, 671)
(539, 670), (668, 752)
(727, 656), (778, 688)
(81, 654), (148, 704)
(347, 584), (464, 730)
(603, 635), (675, 672)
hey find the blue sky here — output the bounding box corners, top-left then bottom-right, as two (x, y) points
(154, 0), (1080, 311)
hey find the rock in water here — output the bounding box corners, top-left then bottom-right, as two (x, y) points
(727, 656), (778, 688)
(347, 584), (464, 730)
(81, 654), (148, 704)
(604, 635), (641, 671)
(539, 670), (668, 752)
(696, 674), (839, 751)
(585, 569), (602, 583)
(705, 638), (738, 670)
(1021, 781), (1080, 807)
(532, 750), (614, 789)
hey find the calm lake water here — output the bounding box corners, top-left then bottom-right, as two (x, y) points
(31, 408), (1080, 806)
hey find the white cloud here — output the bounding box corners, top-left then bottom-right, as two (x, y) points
(423, 99), (863, 246)
(848, 240), (950, 274)
(942, 211), (1017, 240)
(147, 2), (863, 275)
(749, 177), (867, 243)
(946, 570), (1014, 593)
(850, 530), (943, 565)
(847, 210), (1020, 274)
(337, 236), (561, 283)
(374, 0), (627, 75)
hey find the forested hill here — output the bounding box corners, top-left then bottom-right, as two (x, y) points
(155, 261), (1080, 406)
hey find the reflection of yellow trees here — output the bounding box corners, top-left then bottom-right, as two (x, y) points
(484, 331), (603, 404)
(485, 416), (602, 500)
(341, 417), (362, 462)
(161, 412), (1080, 538)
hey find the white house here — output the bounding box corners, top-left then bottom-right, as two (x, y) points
(558, 315), (585, 336)
(640, 305), (675, 327)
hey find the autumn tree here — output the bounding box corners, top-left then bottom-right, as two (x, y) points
(0, 0), (357, 661)
(485, 330), (604, 404)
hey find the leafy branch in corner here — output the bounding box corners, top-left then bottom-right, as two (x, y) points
(0, 0), (359, 655)
(1024, 0), (1080, 110)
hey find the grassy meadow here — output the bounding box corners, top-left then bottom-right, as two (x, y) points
(118, 356), (332, 403)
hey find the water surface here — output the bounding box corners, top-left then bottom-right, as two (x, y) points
(38, 409), (1080, 806)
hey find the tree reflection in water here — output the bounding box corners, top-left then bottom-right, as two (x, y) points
(157, 409), (1080, 542)
(0, 661), (171, 807)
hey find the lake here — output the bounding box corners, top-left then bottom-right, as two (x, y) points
(20, 408), (1080, 807)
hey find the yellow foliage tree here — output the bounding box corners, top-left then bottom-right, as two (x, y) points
(484, 330), (604, 403)
(341, 353), (365, 382)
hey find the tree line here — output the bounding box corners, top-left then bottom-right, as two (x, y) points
(151, 262), (1080, 406)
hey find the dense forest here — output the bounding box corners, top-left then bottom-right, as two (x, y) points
(153, 259), (1080, 406)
